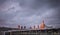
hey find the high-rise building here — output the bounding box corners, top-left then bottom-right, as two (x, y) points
(38, 25), (39, 29)
(18, 25), (20, 29)
(24, 26), (26, 29)
(29, 26), (32, 29)
(21, 26), (23, 30)
(34, 25), (35, 29)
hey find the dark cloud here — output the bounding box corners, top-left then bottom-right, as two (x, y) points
(0, 0), (60, 28)
(0, 0), (7, 5)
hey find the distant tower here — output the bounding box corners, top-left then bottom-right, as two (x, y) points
(24, 26), (26, 29)
(40, 20), (45, 30)
(21, 26), (23, 30)
(34, 25), (35, 29)
(18, 25), (20, 29)
(38, 25), (39, 29)
(29, 26), (32, 29)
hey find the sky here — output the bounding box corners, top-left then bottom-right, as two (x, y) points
(0, 0), (60, 28)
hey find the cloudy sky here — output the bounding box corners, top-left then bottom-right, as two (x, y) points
(0, 0), (60, 28)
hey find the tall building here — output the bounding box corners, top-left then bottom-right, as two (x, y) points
(29, 26), (32, 29)
(38, 25), (39, 29)
(33, 25), (35, 29)
(21, 26), (23, 29)
(18, 25), (20, 29)
(24, 26), (26, 29)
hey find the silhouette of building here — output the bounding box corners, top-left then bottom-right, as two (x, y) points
(24, 26), (26, 29)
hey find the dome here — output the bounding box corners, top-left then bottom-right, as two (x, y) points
(40, 20), (45, 30)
